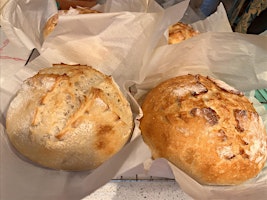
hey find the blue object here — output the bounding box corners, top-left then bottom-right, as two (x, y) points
(200, 0), (220, 16)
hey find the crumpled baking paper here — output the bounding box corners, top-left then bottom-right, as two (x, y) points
(0, 0), (189, 200)
(129, 5), (267, 200)
(1, 0), (267, 199)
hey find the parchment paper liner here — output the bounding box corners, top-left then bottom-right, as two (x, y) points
(1, 0), (267, 199)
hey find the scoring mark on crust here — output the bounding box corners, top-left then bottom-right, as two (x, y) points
(190, 107), (220, 126)
(207, 76), (243, 96)
(234, 109), (247, 132)
(217, 129), (228, 142)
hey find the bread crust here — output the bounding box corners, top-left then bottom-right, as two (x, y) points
(43, 14), (59, 39)
(140, 74), (267, 185)
(168, 22), (199, 44)
(6, 64), (133, 171)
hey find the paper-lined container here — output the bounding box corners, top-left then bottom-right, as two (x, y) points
(168, 92), (267, 199)
(132, 80), (267, 200)
(0, 0), (190, 200)
(130, 5), (267, 198)
(1, 0), (267, 199)
(0, 0), (190, 85)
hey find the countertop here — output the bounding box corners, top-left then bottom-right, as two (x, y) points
(84, 180), (192, 200)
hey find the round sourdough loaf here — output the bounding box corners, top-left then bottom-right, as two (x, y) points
(140, 74), (267, 185)
(168, 22), (199, 44)
(6, 64), (133, 171)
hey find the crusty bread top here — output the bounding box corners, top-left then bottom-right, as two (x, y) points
(140, 74), (267, 185)
(6, 64), (133, 170)
(168, 22), (199, 44)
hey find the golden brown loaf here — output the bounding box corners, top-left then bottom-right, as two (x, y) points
(140, 74), (267, 185)
(168, 22), (199, 44)
(6, 64), (133, 171)
(43, 7), (101, 38)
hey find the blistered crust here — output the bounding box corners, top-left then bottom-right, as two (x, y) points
(140, 74), (267, 185)
(6, 64), (133, 171)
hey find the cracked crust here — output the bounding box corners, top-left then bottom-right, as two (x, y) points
(6, 64), (133, 171)
(140, 74), (267, 185)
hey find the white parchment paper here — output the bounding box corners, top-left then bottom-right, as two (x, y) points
(137, 32), (267, 91)
(0, 0), (57, 50)
(130, 91), (267, 200)
(1, 0), (267, 199)
(0, 0), (189, 199)
(127, 3), (267, 200)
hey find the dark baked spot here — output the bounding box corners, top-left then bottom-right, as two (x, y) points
(234, 109), (247, 132)
(191, 84), (208, 97)
(238, 135), (249, 145)
(97, 125), (113, 135)
(40, 96), (46, 105)
(217, 129), (227, 142)
(243, 140), (249, 145)
(190, 107), (219, 125)
(225, 154), (236, 160)
(95, 141), (105, 149)
(115, 115), (121, 121)
(95, 125), (115, 153)
(239, 148), (249, 159)
(192, 75), (208, 96)
(201, 107), (219, 125)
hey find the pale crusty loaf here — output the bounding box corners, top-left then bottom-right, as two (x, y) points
(140, 74), (267, 185)
(168, 22), (199, 44)
(6, 64), (133, 171)
(43, 7), (101, 38)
